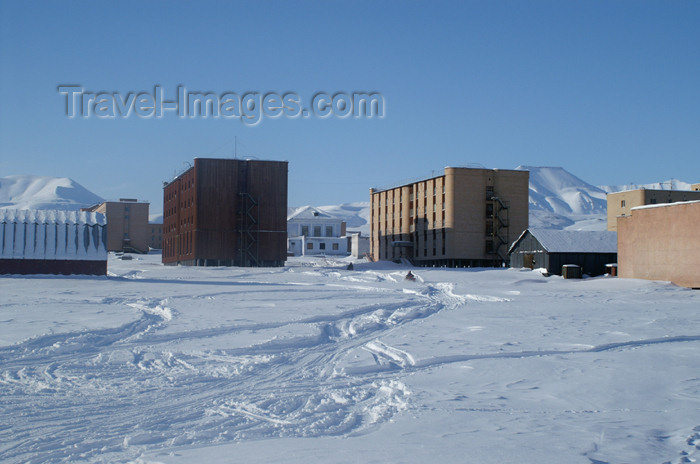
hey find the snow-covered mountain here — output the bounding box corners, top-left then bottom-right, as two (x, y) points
(0, 175), (103, 211)
(515, 166), (609, 231)
(518, 166), (693, 230)
(598, 179), (692, 193)
(516, 166), (608, 216)
(4, 170), (692, 233)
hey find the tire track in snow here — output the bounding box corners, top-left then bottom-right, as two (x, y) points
(341, 334), (700, 376)
(0, 281), (480, 463)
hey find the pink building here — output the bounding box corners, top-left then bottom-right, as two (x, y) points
(617, 200), (700, 288)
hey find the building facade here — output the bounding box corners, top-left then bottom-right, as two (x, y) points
(162, 158), (288, 267)
(607, 189), (700, 231)
(287, 206), (348, 256)
(617, 200), (700, 288)
(84, 199), (150, 253)
(0, 209), (107, 275)
(369, 167), (529, 267)
(148, 223), (163, 250)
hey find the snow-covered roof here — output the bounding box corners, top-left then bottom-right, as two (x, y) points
(0, 209), (106, 226)
(511, 228), (617, 254)
(287, 206), (340, 221)
(631, 199), (700, 211)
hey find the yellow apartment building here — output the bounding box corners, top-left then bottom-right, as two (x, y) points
(84, 199), (150, 253)
(369, 167), (529, 267)
(607, 188), (700, 231)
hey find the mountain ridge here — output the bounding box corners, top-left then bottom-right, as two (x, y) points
(0, 175), (103, 211)
(3, 170), (693, 233)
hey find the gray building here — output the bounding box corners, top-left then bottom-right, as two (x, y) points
(508, 229), (617, 277)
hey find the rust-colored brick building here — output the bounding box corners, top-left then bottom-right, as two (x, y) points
(162, 158), (288, 267)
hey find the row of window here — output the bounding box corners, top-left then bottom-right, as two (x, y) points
(306, 242), (340, 251)
(162, 232), (194, 258)
(372, 182), (446, 209)
(299, 225), (335, 237)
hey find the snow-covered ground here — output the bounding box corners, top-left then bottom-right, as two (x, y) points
(1, 254), (699, 464)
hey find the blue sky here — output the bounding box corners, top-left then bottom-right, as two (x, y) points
(1, 1), (699, 215)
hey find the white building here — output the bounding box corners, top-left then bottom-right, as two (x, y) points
(287, 206), (348, 256)
(350, 233), (370, 259)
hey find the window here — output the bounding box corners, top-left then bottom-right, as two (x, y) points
(332, 243), (339, 250)
(621, 200), (626, 208)
(301, 225), (309, 236)
(326, 226), (333, 237)
(314, 226), (321, 237)
(320, 243), (326, 250)
(307, 242), (313, 250)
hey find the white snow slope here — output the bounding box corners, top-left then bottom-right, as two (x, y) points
(599, 179), (692, 194)
(515, 166), (609, 231)
(288, 202), (371, 235)
(1, 254), (699, 464)
(0, 175), (103, 211)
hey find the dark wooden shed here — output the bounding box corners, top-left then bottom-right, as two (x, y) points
(508, 229), (617, 277)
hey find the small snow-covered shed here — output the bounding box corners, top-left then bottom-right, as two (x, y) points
(508, 228), (617, 277)
(0, 209), (108, 275)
